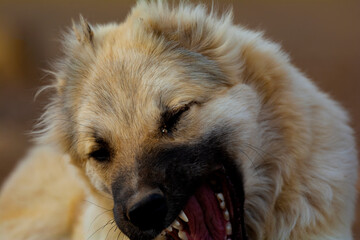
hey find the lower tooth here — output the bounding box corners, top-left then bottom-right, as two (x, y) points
(179, 210), (189, 222)
(172, 220), (182, 230)
(226, 222), (232, 235)
(178, 230), (188, 240)
(223, 210), (230, 221)
(216, 193), (225, 202)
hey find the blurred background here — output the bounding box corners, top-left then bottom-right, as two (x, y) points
(0, 0), (359, 237)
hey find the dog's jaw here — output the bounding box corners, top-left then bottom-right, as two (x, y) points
(160, 166), (247, 240)
(109, 132), (248, 240)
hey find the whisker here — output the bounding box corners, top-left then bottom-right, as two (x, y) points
(87, 219), (114, 240)
(100, 194), (113, 201)
(238, 148), (255, 167)
(242, 143), (269, 159)
(116, 231), (121, 240)
(84, 199), (111, 210)
(89, 209), (112, 230)
(105, 222), (117, 240)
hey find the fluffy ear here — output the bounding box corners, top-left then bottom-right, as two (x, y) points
(72, 15), (94, 45)
(60, 15), (96, 62)
(56, 15), (97, 83)
(35, 16), (98, 148)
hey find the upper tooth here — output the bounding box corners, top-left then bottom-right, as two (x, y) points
(216, 193), (225, 202)
(179, 210), (189, 222)
(178, 230), (188, 240)
(172, 219), (182, 230)
(223, 210), (230, 221)
(166, 226), (173, 232)
(226, 222), (232, 235)
(220, 201), (226, 209)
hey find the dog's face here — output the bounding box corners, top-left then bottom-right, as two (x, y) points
(44, 4), (265, 240)
(71, 31), (259, 239)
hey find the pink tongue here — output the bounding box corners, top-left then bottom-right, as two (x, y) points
(183, 184), (226, 240)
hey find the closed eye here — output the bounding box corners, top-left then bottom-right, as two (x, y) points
(89, 147), (110, 162)
(160, 102), (195, 134)
(88, 138), (111, 162)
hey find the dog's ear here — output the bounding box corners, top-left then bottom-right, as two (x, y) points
(64, 15), (96, 57)
(53, 15), (101, 87)
(52, 15), (97, 84)
(72, 15), (94, 45)
(34, 16), (98, 151)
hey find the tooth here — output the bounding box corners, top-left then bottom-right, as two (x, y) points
(179, 210), (189, 222)
(220, 201), (226, 209)
(178, 230), (188, 240)
(223, 209), (230, 221)
(216, 193), (225, 202)
(166, 226), (173, 232)
(160, 230), (166, 236)
(226, 222), (232, 235)
(172, 219), (182, 230)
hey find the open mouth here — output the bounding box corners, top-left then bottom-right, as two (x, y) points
(160, 166), (247, 240)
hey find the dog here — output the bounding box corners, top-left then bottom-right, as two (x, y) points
(0, 1), (358, 240)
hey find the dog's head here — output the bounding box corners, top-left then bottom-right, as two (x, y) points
(38, 2), (293, 240)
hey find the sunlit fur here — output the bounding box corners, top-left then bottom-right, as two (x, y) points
(0, 1), (358, 239)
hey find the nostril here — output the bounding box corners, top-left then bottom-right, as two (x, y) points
(127, 193), (167, 230)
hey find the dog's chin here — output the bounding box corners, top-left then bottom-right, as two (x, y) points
(159, 164), (247, 240)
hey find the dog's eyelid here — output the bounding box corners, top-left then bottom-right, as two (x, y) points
(88, 147), (111, 162)
(168, 101), (197, 113)
(94, 137), (108, 145)
(88, 137), (112, 162)
(160, 101), (197, 134)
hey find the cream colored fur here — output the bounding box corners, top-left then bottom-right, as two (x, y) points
(0, 1), (358, 240)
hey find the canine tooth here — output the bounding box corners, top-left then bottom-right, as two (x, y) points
(179, 210), (189, 222)
(172, 219), (182, 230)
(178, 230), (188, 240)
(220, 201), (226, 209)
(166, 226), (173, 232)
(226, 222), (232, 235)
(223, 209), (230, 221)
(216, 193), (225, 202)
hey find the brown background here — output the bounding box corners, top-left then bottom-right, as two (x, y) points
(0, 0), (359, 237)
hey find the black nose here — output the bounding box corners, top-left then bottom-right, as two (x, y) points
(127, 192), (167, 230)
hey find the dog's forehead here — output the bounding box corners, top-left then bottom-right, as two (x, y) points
(83, 33), (228, 113)
(85, 50), (185, 123)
